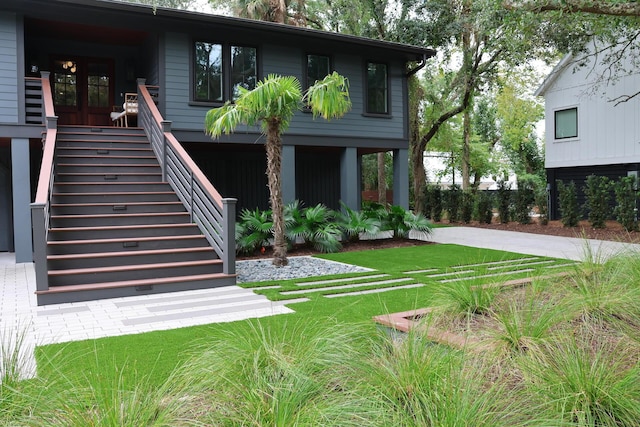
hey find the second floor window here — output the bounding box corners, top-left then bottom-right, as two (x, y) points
(306, 54), (330, 87)
(555, 107), (578, 139)
(366, 62), (388, 115)
(194, 41), (257, 103)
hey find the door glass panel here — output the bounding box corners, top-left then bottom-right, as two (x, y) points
(53, 60), (77, 107)
(87, 62), (110, 108)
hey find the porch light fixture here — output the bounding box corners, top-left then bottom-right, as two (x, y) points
(62, 60), (76, 73)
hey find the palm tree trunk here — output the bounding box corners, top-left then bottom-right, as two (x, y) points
(266, 119), (288, 266)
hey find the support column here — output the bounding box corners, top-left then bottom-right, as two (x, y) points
(281, 145), (296, 204)
(11, 138), (32, 262)
(393, 148), (409, 209)
(340, 147), (360, 210)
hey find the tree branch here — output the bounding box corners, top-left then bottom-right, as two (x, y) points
(611, 90), (640, 106)
(504, 0), (640, 17)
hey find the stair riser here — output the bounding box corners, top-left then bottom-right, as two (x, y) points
(55, 156), (158, 165)
(48, 250), (218, 270)
(48, 263), (223, 287)
(57, 148), (154, 157)
(50, 214), (191, 228)
(50, 203), (185, 215)
(47, 236), (211, 255)
(57, 164), (161, 174)
(55, 174), (163, 183)
(48, 224), (203, 240)
(53, 182), (172, 193)
(52, 193), (180, 203)
(36, 275), (236, 306)
(57, 140), (151, 149)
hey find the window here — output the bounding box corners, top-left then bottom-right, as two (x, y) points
(194, 42), (257, 103)
(366, 62), (389, 115)
(306, 54), (330, 88)
(555, 107), (578, 139)
(53, 60), (77, 107)
(87, 62), (110, 108)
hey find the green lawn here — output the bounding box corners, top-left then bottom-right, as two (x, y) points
(36, 243), (574, 389)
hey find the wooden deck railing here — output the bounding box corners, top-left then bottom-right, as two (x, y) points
(24, 76), (46, 124)
(137, 81), (236, 275)
(30, 72), (57, 293)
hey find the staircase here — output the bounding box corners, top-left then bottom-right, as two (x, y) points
(36, 126), (235, 305)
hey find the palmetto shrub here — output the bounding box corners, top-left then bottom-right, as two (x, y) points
(362, 203), (432, 239)
(336, 202), (381, 242)
(286, 201), (342, 253)
(235, 207), (273, 255)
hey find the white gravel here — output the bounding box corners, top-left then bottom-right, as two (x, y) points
(236, 256), (372, 284)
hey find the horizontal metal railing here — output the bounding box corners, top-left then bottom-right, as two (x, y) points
(137, 81), (236, 275)
(30, 72), (57, 293)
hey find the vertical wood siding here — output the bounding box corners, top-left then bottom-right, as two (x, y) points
(0, 12), (18, 124)
(544, 51), (640, 169)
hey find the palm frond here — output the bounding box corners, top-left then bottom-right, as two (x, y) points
(305, 71), (352, 120)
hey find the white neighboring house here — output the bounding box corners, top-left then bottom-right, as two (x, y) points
(536, 44), (640, 219)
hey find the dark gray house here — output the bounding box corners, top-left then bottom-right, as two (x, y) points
(0, 0), (434, 304)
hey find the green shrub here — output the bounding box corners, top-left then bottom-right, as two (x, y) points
(513, 179), (535, 225)
(534, 186), (549, 226)
(445, 184), (462, 223)
(582, 174), (612, 229)
(614, 176), (639, 232)
(474, 191), (494, 224)
(426, 185), (443, 221)
(337, 202), (381, 242)
(460, 190), (474, 224)
(556, 180), (580, 227)
(235, 207), (273, 255)
(496, 180), (511, 224)
(286, 201), (342, 253)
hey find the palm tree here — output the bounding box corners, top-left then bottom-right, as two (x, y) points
(205, 72), (351, 266)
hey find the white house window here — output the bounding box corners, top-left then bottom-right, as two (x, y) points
(555, 107), (577, 139)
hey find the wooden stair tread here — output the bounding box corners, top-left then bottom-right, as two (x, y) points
(48, 246), (214, 260)
(36, 273), (234, 294)
(50, 223), (198, 232)
(51, 212), (189, 219)
(57, 172), (162, 176)
(48, 234), (206, 246)
(53, 191), (175, 196)
(51, 201), (182, 207)
(57, 146), (152, 151)
(57, 163), (160, 167)
(48, 259), (222, 276)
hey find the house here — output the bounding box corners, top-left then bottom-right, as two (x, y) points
(536, 44), (640, 219)
(0, 0), (434, 304)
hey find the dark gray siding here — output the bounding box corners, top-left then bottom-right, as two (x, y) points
(163, 33), (407, 141)
(0, 12), (18, 124)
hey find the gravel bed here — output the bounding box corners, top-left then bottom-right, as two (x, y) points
(236, 256), (372, 284)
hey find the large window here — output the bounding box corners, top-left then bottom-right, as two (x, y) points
(555, 107), (578, 139)
(366, 62), (389, 115)
(306, 54), (331, 88)
(194, 42), (257, 103)
(53, 59), (77, 107)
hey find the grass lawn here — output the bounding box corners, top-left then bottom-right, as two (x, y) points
(36, 243), (573, 389)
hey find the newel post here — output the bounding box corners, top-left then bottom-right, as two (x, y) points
(222, 198), (237, 275)
(161, 120), (171, 181)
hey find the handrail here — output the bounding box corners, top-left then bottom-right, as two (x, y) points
(30, 72), (57, 293)
(137, 81), (236, 275)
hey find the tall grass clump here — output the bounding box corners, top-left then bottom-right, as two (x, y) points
(363, 329), (519, 426)
(518, 336), (640, 426)
(490, 293), (567, 354)
(178, 320), (374, 426)
(431, 281), (500, 317)
(36, 362), (183, 427)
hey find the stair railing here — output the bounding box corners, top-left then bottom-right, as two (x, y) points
(137, 80), (236, 275)
(30, 72), (57, 293)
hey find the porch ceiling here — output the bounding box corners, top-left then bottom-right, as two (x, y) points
(25, 18), (149, 46)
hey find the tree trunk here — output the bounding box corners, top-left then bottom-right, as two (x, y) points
(377, 152), (386, 204)
(265, 119), (288, 267)
(269, 0), (287, 23)
(462, 107), (471, 190)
